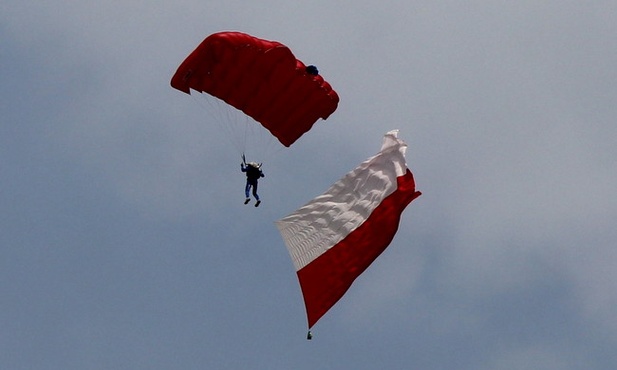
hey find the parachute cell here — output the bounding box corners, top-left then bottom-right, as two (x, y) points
(276, 130), (422, 329)
(171, 31), (339, 147)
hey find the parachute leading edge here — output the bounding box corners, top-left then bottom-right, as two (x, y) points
(276, 130), (422, 329)
(171, 31), (339, 147)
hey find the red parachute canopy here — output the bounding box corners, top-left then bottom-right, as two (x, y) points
(171, 31), (340, 147)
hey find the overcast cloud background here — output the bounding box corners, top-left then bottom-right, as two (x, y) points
(2, 1), (617, 369)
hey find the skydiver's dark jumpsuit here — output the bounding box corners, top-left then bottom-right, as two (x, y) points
(241, 163), (264, 203)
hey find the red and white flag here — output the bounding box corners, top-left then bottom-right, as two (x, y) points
(276, 130), (421, 329)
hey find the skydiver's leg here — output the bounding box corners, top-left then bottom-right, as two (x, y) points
(252, 182), (259, 201)
(244, 182), (251, 204)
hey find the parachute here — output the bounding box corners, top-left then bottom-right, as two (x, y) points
(276, 131), (421, 330)
(171, 31), (339, 147)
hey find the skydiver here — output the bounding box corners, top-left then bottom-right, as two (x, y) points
(241, 161), (265, 207)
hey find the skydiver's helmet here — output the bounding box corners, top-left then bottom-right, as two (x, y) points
(247, 162), (261, 169)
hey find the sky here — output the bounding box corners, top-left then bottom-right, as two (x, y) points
(2, 1), (617, 369)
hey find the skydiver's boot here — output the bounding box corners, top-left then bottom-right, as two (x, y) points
(255, 200), (261, 207)
(244, 198), (250, 205)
